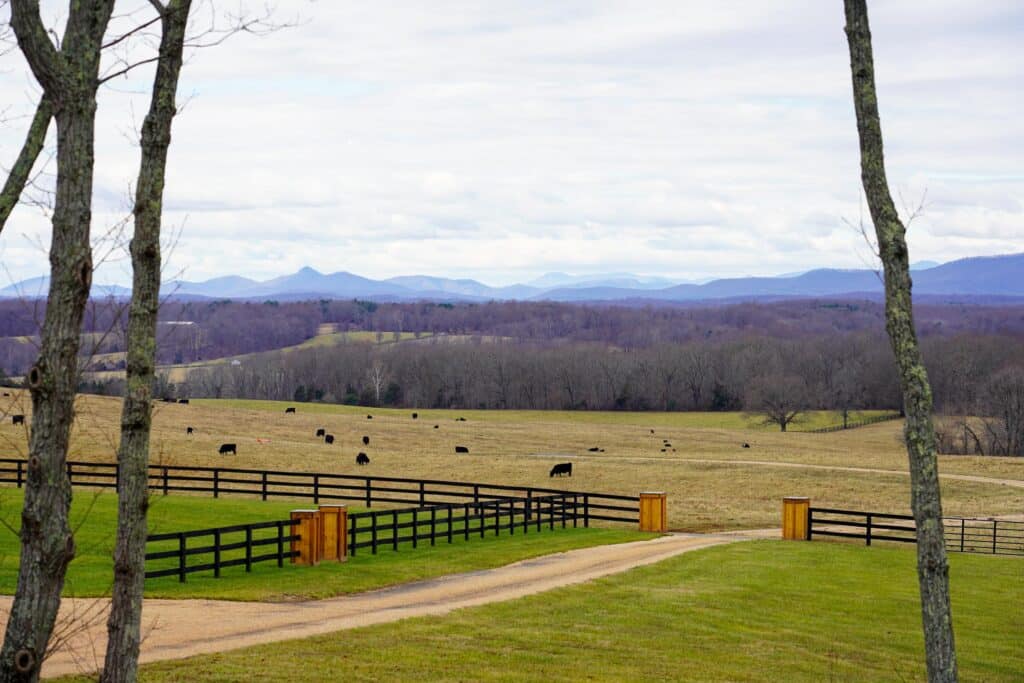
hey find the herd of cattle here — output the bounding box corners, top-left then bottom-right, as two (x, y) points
(3, 400), (759, 480)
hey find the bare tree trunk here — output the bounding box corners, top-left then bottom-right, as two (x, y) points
(842, 2), (958, 681)
(100, 2), (191, 680)
(0, 2), (115, 680)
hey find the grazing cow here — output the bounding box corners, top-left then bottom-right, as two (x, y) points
(316, 428), (325, 437)
(356, 452), (370, 465)
(178, 399), (189, 405)
(660, 448), (666, 453)
(587, 447), (600, 452)
(325, 434), (335, 445)
(2, 392), (9, 397)
(742, 443), (751, 449)
(362, 435), (370, 446)
(650, 429), (655, 434)
(412, 412), (418, 419)
(663, 442), (672, 448)
(12, 414), (25, 425)
(434, 425), (439, 429)
(549, 462), (572, 477)
(186, 426), (194, 435)
(456, 417), (467, 422)
(218, 443), (236, 455)
(367, 414), (373, 419)
(285, 406), (296, 414)
(455, 445), (469, 454)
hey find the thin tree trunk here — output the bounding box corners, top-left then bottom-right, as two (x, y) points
(0, 3), (115, 680)
(842, 2), (958, 681)
(101, 3), (191, 680)
(0, 96), (52, 233)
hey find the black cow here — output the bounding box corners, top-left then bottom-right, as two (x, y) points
(316, 428), (325, 437)
(412, 412), (418, 419)
(285, 406), (296, 414)
(455, 445), (469, 454)
(2, 392), (9, 397)
(660, 448), (666, 453)
(367, 415), (373, 419)
(12, 414), (25, 425)
(356, 452), (370, 465)
(362, 435), (370, 446)
(663, 442), (672, 447)
(434, 425), (439, 429)
(456, 417), (467, 422)
(742, 443), (751, 449)
(325, 434), (335, 445)
(218, 443), (236, 455)
(186, 426), (194, 435)
(587, 447), (600, 452)
(549, 462), (572, 477)
(179, 399), (190, 405)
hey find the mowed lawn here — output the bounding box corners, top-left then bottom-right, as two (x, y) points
(59, 541), (1023, 683)
(1, 392), (1022, 530)
(0, 489), (647, 601)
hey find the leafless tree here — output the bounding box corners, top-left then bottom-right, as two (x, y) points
(843, 1), (958, 680)
(745, 373), (808, 432)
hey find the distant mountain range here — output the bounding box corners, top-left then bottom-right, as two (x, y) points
(3, 253), (1023, 304)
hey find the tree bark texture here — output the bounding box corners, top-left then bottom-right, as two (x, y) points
(101, 3), (191, 680)
(0, 2), (115, 681)
(842, 2), (958, 681)
(0, 96), (52, 233)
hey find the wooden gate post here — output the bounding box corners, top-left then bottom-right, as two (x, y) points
(291, 509), (322, 565)
(319, 504), (348, 562)
(782, 497), (810, 540)
(639, 492), (667, 532)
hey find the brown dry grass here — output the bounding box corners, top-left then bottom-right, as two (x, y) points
(1, 391), (1021, 531)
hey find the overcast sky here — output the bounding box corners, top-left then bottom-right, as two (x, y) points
(1, 0), (1022, 287)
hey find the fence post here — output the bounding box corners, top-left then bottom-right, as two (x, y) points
(419, 481), (425, 507)
(350, 516), (357, 557)
(371, 512), (378, 555)
(447, 506), (454, 543)
(213, 469), (220, 499)
(162, 467), (169, 496)
(430, 507), (437, 546)
(178, 533), (187, 583)
(261, 472), (268, 501)
(16, 460), (23, 488)
(526, 489), (533, 521)
(572, 494), (579, 528)
(245, 526), (253, 572)
(464, 503), (470, 541)
(214, 529), (222, 577)
(318, 504), (348, 562)
(960, 519), (965, 552)
(365, 478), (372, 508)
(393, 510), (399, 551)
(277, 521), (285, 567)
(782, 496), (810, 541)
(640, 492), (668, 532)
(865, 513), (872, 547)
(993, 520), (998, 554)
(290, 510), (321, 566)
(473, 484), (479, 508)
(313, 474), (320, 505)
(584, 494), (590, 528)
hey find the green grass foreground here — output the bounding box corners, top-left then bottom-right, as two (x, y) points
(93, 541), (1024, 683)
(0, 488), (648, 601)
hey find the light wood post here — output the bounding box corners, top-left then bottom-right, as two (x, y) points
(639, 492), (667, 532)
(319, 504), (348, 562)
(290, 509), (322, 565)
(782, 497), (810, 540)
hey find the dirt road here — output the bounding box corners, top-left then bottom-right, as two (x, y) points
(2, 532), (762, 679)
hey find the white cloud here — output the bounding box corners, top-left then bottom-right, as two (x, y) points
(0, 0), (1021, 288)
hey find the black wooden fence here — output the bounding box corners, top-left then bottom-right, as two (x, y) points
(808, 507), (1023, 556)
(145, 518), (300, 581)
(348, 492), (585, 556)
(800, 413), (902, 434)
(0, 458), (639, 525)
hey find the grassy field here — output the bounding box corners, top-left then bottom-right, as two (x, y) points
(0, 488), (645, 601)
(60, 541), (1024, 683)
(1, 392), (1022, 530)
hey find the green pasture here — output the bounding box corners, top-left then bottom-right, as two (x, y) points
(0, 488), (644, 601)
(99, 541), (1023, 683)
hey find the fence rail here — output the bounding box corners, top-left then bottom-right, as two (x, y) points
(145, 518), (300, 581)
(0, 458), (639, 525)
(808, 507), (1023, 556)
(348, 493), (585, 556)
(800, 413), (902, 434)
